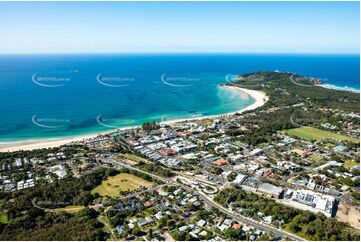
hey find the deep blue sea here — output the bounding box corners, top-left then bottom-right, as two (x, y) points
(0, 54), (359, 142)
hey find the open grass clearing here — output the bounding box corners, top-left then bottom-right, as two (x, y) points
(344, 160), (359, 169)
(54, 205), (86, 214)
(118, 153), (148, 163)
(91, 173), (153, 197)
(309, 154), (323, 163)
(285, 126), (359, 143)
(0, 214), (9, 224)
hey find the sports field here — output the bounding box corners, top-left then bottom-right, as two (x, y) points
(286, 126), (359, 143)
(91, 173), (153, 197)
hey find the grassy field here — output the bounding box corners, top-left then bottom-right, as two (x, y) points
(309, 154), (323, 163)
(286, 126), (359, 143)
(344, 160), (359, 169)
(202, 119), (213, 127)
(0, 214), (8, 224)
(91, 173), (153, 197)
(118, 153), (148, 163)
(54, 205), (86, 214)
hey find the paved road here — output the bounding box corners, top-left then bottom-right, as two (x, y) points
(98, 216), (117, 241)
(290, 115), (301, 127)
(289, 73), (313, 87)
(107, 159), (306, 241)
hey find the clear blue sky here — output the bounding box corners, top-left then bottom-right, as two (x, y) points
(0, 1), (359, 54)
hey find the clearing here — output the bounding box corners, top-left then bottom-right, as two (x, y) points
(285, 126), (359, 143)
(118, 153), (148, 163)
(336, 203), (360, 229)
(0, 214), (8, 224)
(344, 160), (359, 169)
(54, 205), (86, 213)
(91, 173), (153, 197)
(309, 154), (323, 163)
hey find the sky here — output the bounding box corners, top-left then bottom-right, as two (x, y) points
(0, 1), (359, 54)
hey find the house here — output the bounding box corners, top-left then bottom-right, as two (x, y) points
(263, 215), (272, 224)
(199, 231), (208, 237)
(217, 223), (229, 232)
(292, 149), (311, 158)
(232, 223), (241, 229)
(212, 158), (228, 166)
(143, 200), (155, 208)
(159, 148), (177, 156)
(197, 219), (207, 227)
(138, 219), (148, 227)
(189, 232), (198, 239)
(250, 148), (262, 156)
(179, 225), (188, 232)
(155, 212), (163, 220)
(145, 216), (153, 223)
(115, 225), (125, 234)
(332, 145), (348, 153)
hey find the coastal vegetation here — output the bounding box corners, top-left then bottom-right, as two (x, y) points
(224, 71), (359, 146)
(0, 207), (107, 240)
(231, 71), (359, 112)
(0, 168), (154, 240)
(0, 169), (112, 240)
(142, 121), (160, 133)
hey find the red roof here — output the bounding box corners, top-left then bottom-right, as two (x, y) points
(159, 148), (177, 156)
(212, 158), (228, 166)
(232, 223), (241, 229)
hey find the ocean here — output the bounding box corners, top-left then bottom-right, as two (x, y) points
(0, 53), (359, 142)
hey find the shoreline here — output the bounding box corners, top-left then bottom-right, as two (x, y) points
(317, 83), (360, 93)
(0, 86), (268, 152)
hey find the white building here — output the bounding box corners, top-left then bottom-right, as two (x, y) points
(287, 189), (336, 217)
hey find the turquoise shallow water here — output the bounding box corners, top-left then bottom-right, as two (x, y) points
(0, 54), (359, 142)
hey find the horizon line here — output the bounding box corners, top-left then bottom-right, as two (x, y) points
(0, 51), (359, 56)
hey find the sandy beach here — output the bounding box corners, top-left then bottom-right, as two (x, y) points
(0, 86), (268, 152)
